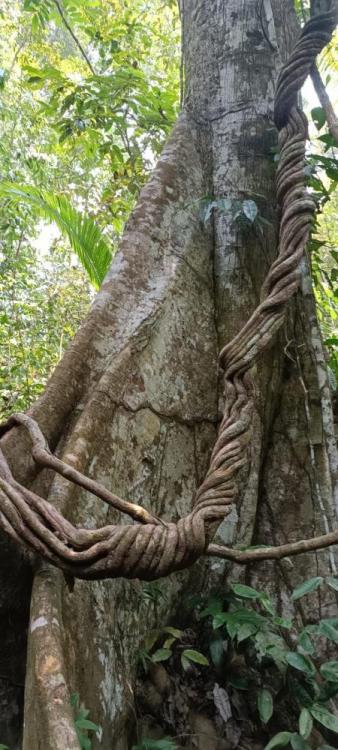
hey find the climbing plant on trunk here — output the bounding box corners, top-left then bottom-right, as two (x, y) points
(0, 1), (337, 749)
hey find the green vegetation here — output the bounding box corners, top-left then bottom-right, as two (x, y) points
(137, 577), (338, 750)
(0, 0), (180, 418)
(71, 692), (101, 750)
(200, 578), (338, 749)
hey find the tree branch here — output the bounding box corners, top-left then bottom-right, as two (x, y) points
(311, 64), (338, 142)
(52, 0), (95, 76)
(207, 529), (338, 564)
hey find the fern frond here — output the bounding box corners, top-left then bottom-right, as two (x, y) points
(0, 182), (112, 288)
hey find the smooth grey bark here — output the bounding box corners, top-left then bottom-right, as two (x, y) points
(0, 1), (337, 748)
(182, 0), (338, 616)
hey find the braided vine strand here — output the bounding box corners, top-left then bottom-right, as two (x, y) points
(0, 11), (336, 581)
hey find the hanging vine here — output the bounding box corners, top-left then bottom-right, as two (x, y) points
(0, 6), (337, 581)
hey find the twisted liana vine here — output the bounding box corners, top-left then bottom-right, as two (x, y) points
(0, 8), (337, 581)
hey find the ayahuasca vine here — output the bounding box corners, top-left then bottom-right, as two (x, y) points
(0, 6), (337, 580)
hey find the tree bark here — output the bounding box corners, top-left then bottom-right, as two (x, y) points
(0, 1), (337, 748)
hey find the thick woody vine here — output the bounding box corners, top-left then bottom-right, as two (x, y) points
(0, 8), (337, 581)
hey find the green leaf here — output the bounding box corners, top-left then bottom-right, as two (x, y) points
(75, 718), (100, 731)
(181, 649), (209, 666)
(163, 637), (175, 649)
(77, 735), (91, 750)
(209, 636), (225, 668)
(162, 627), (183, 638)
(70, 692), (80, 709)
(261, 595), (275, 615)
(263, 731), (292, 749)
(299, 708), (313, 739)
(200, 597), (223, 618)
(0, 182), (112, 288)
(237, 622), (258, 642)
(212, 612), (228, 630)
(274, 617), (293, 630)
(326, 577), (338, 592)
(290, 734), (310, 750)
(257, 688), (274, 724)
(298, 631), (314, 655)
(319, 620), (338, 644)
(228, 677), (249, 690)
(286, 653), (315, 676)
(242, 199), (258, 222)
(291, 577), (323, 601)
(311, 106), (326, 131)
(320, 660), (338, 682)
(310, 704), (338, 733)
(181, 655), (190, 671)
(151, 648), (172, 663)
(318, 681), (338, 702)
(231, 583), (261, 599)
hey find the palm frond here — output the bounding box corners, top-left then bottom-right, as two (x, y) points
(0, 182), (112, 288)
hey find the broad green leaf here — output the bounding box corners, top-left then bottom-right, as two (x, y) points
(311, 106), (326, 131)
(209, 636), (225, 667)
(228, 677), (249, 690)
(163, 637), (175, 649)
(298, 631), (314, 655)
(263, 731), (292, 749)
(326, 577), (338, 592)
(151, 648), (172, 663)
(261, 595), (275, 615)
(242, 199), (258, 222)
(286, 652), (315, 676)
(290, 734), (310, 750)
(212, 612), (228, 630)
(181, 655), (190, 671)
(71, 692), (80, 709)
(310, 704), (338, 733)
(226, 620), (239, 640)
(257, 688), (273, 724)
(299, 708), (313, 739)
(144, 631), (160, 652)
(77, 735), (91, 750)
(162, 627), (183, 638)
(274, 617), (293, 630)
(200, 597), (223, 618)
(75, 718), (100, 731)
(291, 577), (323, 601)
(237, 622), (258, 642)
(181, 649), (209, 666)
(320, 660), (338, 682)
(319, 621), (338, 644)
(231, 583), (261, 599)
(318, 681), (338, 702)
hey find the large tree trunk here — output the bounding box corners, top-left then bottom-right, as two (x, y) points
(0, 1), (337, 748)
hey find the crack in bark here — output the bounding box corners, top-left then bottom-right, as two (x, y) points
(96, 391), (219, 428)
